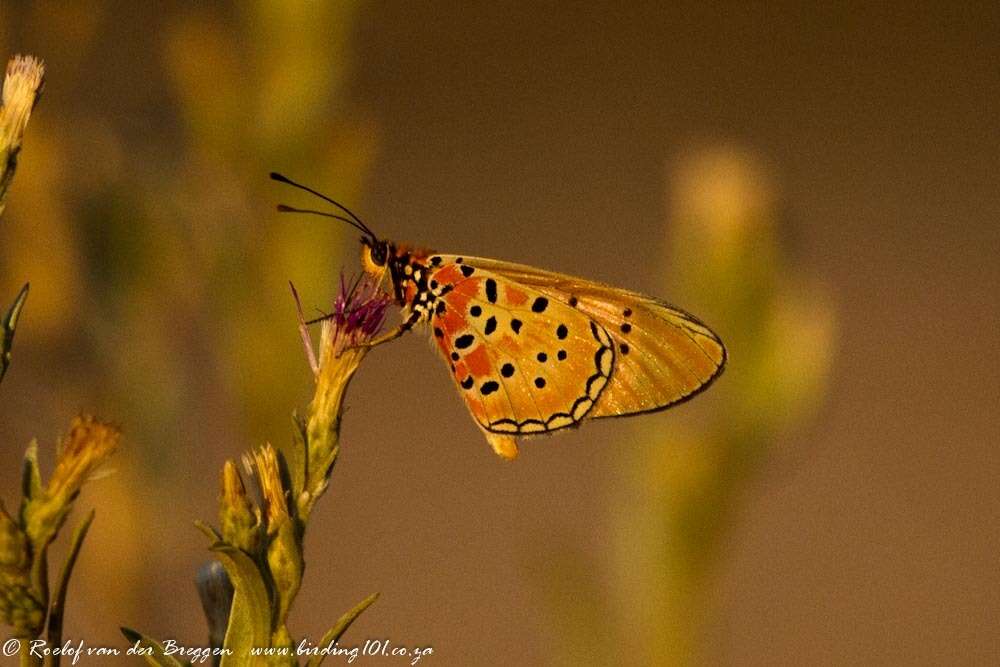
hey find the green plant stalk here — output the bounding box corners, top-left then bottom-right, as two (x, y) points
(44, 510), (94, 667)
(298, 345), (366, 520)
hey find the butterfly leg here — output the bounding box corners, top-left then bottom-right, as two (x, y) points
(350, 310), (421, 352)
(484, 432), (519, 460)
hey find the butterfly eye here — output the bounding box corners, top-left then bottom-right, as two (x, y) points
(369, 242), (388, 266)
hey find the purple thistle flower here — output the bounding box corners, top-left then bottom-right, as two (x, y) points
(331, 272), (391, 341)
(292, 273), (392, 373)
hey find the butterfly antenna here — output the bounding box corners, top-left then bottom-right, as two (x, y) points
(270, 172), (376, 238)
(275, 204), (373, 238)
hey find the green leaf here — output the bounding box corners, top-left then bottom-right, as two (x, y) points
(306, 592), (379, 667)
(194, 520), (222, 544)
(46, 510), (94, 666)
(212, 543), (272, 667)
(119, 627), (191, 667)
(1, 282), (28, 384)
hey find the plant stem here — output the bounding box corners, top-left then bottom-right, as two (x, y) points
(20, 640), (41, 667)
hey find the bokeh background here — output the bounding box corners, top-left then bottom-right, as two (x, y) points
(1, 2), (997, 664)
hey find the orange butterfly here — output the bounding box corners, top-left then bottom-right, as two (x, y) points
(274, 173), (726, 460)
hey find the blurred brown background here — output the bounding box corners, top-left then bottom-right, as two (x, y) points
(1, 1), (997, 665)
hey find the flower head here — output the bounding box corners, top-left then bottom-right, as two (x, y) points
(327, 272), (391, 355)
(0, 55), (44, 214)
(0, 55), (43, 143)
(292, 272), (391, 375)
(23, 416), (119, 547)
(47, 416), (120, 503)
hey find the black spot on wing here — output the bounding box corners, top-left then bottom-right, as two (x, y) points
(531, 297), (548, 313)
(455, 334), (475, 349)
(460, 265), (475, 277)
(556, 324), (568, 339)
(480, 380), (499, 395)
(510, 318), (522, 334)
(501, 363), (515, 378)
(484, 316), (497, 335)
(485, 279), (498, 303)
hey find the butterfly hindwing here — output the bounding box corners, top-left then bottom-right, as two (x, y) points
(426, 260), (615, 438)
(560, 293), (725, 418)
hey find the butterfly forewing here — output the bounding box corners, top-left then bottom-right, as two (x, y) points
(427, 260), (614, 435)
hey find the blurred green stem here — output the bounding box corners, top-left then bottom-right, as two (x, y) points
(44, 511), (95, 667)
(1, 283), (29, 385)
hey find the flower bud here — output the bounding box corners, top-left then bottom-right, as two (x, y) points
(219, 460), (262, 554)
(195, 560), (234, 653)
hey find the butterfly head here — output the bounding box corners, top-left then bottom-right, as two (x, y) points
(359, 235), (393, 276)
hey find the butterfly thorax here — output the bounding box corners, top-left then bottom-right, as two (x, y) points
(370, 243), (444, 322)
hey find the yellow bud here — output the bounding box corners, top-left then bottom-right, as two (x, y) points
(219, 460), (262, 554)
